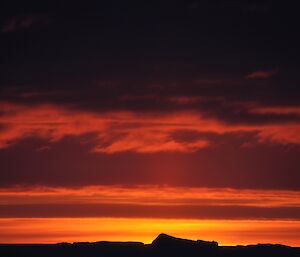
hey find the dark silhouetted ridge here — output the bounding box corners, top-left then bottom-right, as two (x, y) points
(152, 233), (218, 256)
(0, 233), (299, 257)
(153, 233), (197, 247)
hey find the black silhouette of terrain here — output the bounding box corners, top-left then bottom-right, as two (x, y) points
(0, 233), (299, 257)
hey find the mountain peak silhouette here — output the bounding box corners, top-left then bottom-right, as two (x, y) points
(153, 233), (218, 247)
(151, 233), (218, 256)
(153, 233), (195, 244)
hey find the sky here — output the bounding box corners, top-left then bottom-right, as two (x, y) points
(0, 0), (300, 246)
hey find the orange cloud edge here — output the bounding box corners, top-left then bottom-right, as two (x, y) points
(1, 102), (300, 153)
(1, 185), (300, 208)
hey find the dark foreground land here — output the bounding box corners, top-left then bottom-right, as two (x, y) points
(0, 233), (299, 257)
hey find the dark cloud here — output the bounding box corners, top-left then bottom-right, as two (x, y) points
(2, 81), (300, 126)
(246, 69), (278, 79)
(1, 14), (50, 33)
(0, 1), (300, 191)
(0, 203), (299, 220)
(1, 0), (299, 123)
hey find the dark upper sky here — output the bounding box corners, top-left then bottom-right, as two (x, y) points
(1, 0), (300, 189)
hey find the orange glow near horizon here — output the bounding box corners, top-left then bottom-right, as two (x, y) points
(0, 186), (299, 246)
(0, 218), (299, 246)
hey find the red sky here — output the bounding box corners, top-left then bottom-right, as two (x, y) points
(0, 0), (300, 246)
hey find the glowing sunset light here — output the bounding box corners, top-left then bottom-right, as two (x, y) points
(0, 218), (299, 246)
(1, 1), (300, 250)
(0, 186), (299, 208)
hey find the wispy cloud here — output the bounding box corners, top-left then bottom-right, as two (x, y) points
(0, 102), (300, 153)
(246, 70), (278, 79)
(1, 15), (49, 33)
(0, 185), (299, 221)
(1, 186), (299, 208)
